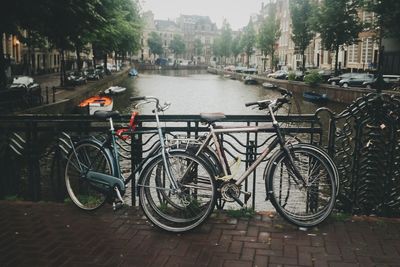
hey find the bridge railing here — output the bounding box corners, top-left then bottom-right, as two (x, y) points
(0, 113), (322, 210)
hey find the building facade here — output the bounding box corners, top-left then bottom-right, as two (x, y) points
(140, 12), (219, 64)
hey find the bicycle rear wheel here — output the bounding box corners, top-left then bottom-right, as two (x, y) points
(65, 140), (114, 210)
(139, 150), (216, 232)
(266, 145), (336, 227)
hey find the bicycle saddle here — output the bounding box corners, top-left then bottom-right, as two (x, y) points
(93, 110), (120, 119)
(200, 112), (226, 124)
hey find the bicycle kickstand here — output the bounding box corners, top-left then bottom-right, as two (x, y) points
(113, 186), (125, 211)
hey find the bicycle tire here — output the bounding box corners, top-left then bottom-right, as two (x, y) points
(65, 139), (115, 211)
(291, 143), (339, 196)
(266, 144), (336, 227)
(139, 150), (217, 232)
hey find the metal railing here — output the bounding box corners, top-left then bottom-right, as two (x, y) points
(0, 113), (322, 210)
(2, 91), (400, 217)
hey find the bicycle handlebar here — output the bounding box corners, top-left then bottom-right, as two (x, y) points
(130, 96), (171, 112)
(244, 88), (292, 112)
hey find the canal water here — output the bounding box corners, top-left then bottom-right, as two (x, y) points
(113, 69), (345, 115)
(111, 69), (346, 210)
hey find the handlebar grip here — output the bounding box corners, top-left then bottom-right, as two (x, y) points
(245, 101), (258, 107)
(130, 96), (146, 101)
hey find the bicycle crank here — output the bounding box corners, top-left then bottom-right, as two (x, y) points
(219, 182), (251, 207)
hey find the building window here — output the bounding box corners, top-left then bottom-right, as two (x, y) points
(361, 37), (373, 65)
(348, 44), (359, 63)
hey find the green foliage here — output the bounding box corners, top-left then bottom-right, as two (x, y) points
(212, 20), (233, 64)
(288, 72), (296, 81)
(330, 212), (352, 222)
(169, 35), (186, 56)
(4, 195), (24, 201)
(193, 38), (204, 56)
(257, 5), (280, 70)
(313, 0), (362, 74)
(241, 20), (257, 67)
(226, 207), (256, 219)
(148, 31), (164, 57)
(304, 70), (323, 86)
(289, 0), (315, 70)
(362, 0), (400, 38)
(231, 35), (243, 64)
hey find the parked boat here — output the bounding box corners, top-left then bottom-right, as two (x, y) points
(244, 76), (258, 85)
(128, 68), (138, 76)
(104, 86), (126, 95)
(262, 82), (278, 89)
(78, 95), (113, 115)
(303, 92), (328, 102)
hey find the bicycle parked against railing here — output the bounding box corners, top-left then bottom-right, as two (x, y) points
(63, 96), (217, 232)
(164, 89), (339, 229)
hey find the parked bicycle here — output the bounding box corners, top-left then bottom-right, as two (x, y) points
(63, 96), (217, 232)
(171, 89), (339, 228)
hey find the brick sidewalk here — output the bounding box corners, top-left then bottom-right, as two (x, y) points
(0, 201), (399, 267)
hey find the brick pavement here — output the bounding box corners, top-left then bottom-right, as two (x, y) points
(1, 201), (400, 267)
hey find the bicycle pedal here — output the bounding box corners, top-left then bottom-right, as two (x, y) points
(113, 201), (124, 211)
(243, 191), (251, 203)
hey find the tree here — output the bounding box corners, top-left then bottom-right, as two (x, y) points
(241, 20), (257, 68)
(257, 6), (280, 71)
(0, 0), (32, 88)
(313, 0), (363, 75)
(193, 38), (204, 59)
(289, 0), (315, 71)
(92, 0), (142, 76)
(212, 37), (222, 64)
(363, 0), (400, 39)
(169, 35), (186, 57)
(147, 32), (163, 59)
(231, 35), (243, 65)
(219, 20), (233, 64)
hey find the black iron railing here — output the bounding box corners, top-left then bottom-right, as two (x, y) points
(2, 92), (400, 217)
(0, 113), (322, 210)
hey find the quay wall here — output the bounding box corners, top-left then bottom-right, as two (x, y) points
(138, 64), (208, 71)
(23, 69), (129, 114)
(208, 68), (400, 104)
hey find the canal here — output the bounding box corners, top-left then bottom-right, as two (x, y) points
(112, 69), (346, 115)
(109, 69), (346, 210)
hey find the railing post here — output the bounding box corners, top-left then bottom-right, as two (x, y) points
(26, 122), (41, 201)
(45, 86), (49, 104)
(131, 122), (143, 206)
(52, 86), (56, 103)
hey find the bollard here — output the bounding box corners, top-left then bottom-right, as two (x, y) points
(52, 86), (56, 103)
(46, 86), (49, 104)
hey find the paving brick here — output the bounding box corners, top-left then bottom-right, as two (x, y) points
(1, 201), (400, 267)
(240, 248), (255, 261)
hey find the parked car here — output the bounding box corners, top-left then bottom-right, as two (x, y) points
(10, 76), (40, 91)
(362, 75), (400, 90)
(327, 73), (355, 85)
(85, 69), (100, 81)
(66, 71), (87, 86)
(267, 70), (288, 79)
(339, 73), (374, 88)
(9, 76), (42, 106)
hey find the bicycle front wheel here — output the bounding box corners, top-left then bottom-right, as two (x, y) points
(266, 145), (336, 227)
(65, 140), (114, 211)
(139, 151), (216, 232)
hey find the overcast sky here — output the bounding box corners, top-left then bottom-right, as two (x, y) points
(139, 0), (264, 30)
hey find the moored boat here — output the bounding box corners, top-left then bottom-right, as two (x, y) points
(128, 68), (138, 76)
(104, 86), (126, 95)
(78, 95), (113, 115)
(303, 91), (328, 102)
(262, 82), (278, 89)
(244, 75), (258, 85)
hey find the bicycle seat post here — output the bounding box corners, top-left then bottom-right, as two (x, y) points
(108, 117), (115, 131)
